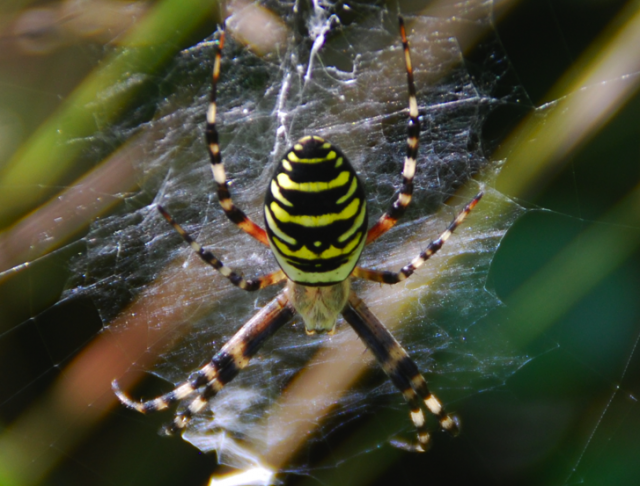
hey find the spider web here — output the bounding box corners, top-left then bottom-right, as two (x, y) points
(61, 0), (527, 469)
(1, 0), (640, 485)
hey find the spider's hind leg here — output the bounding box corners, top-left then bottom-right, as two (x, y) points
(112, 292), (295, 433)
(342, 292), (459, 451)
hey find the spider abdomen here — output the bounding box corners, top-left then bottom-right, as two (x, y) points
(264, 135), (368, 286)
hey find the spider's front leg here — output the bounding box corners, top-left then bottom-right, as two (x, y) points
(366, 16), (420, 244)
(342, 292), (459, 451)
(206, 26), (269, 246)
(112, 292), (295, 434)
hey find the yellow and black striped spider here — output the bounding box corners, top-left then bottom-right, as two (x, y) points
(112, 17), (482, 451)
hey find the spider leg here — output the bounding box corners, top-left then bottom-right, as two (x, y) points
(207, 27), (269, 246)
(112, 291), (295, 433)
(354, 192), (482, 284)
(158, 205), (285, 291)
(342, 292), (459, 451)
(366, 16), (419, 245)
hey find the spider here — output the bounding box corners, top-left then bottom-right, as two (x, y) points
(112, 16), (482, 452)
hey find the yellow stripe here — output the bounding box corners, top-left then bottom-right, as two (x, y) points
(338, 202), (366, 243)
(336, 176), (358, 204)
(277, 171), (350, 192)
(271, 180), (293, 206)
(270, 198), (360, 227)
(287, 150), (337, 164)
(272, 232), (362, 260)
(265, 207), (297, 245)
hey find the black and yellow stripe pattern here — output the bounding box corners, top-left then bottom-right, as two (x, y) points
(264, 135), (368, 285)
